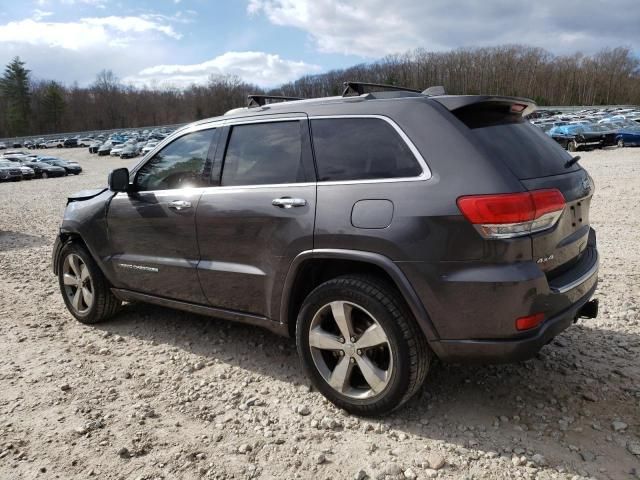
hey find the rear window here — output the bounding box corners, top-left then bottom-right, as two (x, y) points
(311, 118), (422, 181)
(455, 105), (578, 179)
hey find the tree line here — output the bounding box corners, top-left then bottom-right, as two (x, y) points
(1, 45), (639, 138)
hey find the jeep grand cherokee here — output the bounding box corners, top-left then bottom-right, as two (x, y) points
(52, 83), (599, 415)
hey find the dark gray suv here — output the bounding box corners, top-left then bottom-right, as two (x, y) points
(53, 83), (599, 415)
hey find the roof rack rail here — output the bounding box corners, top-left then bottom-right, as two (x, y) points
(342, 81), (421, 97)
(247, 94), (304, 108)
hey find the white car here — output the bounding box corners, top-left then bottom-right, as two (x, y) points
(110, 144), (126, 156)
(141, 142), (158, 154)
(44, 140), (62, 148)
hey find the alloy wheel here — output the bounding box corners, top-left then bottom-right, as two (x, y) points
(308, 301), (393, 399)
(62, 253), (94, 314)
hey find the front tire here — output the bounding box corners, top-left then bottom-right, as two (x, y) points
(58, 242), (121, 324)
(618, 138), (625, 148)
(296, 275), (430, 416)
(568, 140), (578, 152)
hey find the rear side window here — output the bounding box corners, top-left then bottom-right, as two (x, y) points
(311, 118), (422, 181)
(221, 121), (305, 186)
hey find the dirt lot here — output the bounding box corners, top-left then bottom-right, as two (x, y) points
(0, 147), (639, 480)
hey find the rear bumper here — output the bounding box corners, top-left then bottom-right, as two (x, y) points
(429, 280), (597, 363)
(402, 228), (599, 364)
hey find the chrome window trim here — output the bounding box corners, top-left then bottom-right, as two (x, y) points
(200, 182), (316, 192)
(309, 114), (432, 185)
(131, 114), (432, 190)
(130, 121), (224, 175)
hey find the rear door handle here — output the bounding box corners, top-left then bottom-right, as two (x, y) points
(168, 200), (192, 211)
(272, 197), (307, 209)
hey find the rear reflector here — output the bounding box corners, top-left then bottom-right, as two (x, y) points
(516, 313), (545, 331)
(457, 189), (565, 239)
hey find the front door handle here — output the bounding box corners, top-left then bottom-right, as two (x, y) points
(168, 200), (192, 211)
(272, 197), (307, 209)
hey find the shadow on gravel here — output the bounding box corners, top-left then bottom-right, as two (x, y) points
(0, 230), (49, 250)
(95, 302), (640, 479)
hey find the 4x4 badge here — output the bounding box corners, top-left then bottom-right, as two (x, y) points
(536, 254), (554, 264)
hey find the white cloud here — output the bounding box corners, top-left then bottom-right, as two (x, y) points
(0, 15), (181, 51)
(124, 51), (321, 88)
(32, 9), (53, 21)
(248, 0), (640, 57)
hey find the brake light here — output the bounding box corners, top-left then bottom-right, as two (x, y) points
(457, 189), (565, 239)
(516, 313), (545, 331)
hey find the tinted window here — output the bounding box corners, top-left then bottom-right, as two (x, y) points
(221, 121), (304, 186)
(468, 121), (579, 179)
(311, 118), (422, 181)
(135, 129), (216, 191)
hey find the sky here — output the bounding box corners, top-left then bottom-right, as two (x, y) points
(0, 0), (638, 89)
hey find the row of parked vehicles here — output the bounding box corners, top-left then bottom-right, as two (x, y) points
(0, 127), (174, 152)
(89, 137), (161, 159)
(0, 150), (82, 182)
(531, 107), (640, 151)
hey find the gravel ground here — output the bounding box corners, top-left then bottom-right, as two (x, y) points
(0, 147), (639, 480)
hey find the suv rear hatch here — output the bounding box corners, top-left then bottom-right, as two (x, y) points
(440, 97), (595, 282)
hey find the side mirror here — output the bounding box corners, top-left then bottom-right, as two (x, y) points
(108, 167), (130, 192)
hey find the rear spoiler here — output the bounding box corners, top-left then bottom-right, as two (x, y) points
(432, 95), (537, 117)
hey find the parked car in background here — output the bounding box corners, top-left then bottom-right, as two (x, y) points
(88, 140), (102, 154)
(616, 127), (640, 147)
(141, 141), (158, 154)
(110, 144), (126, 156)
(64, 138), (79, 148)
(0, 160), (23, 181)
(36, 157), (82, 175)
(548, 124), (615, 151)
(78, 138), (93, 147)
(21, 159), (66, 178)
(0, 142), (6, 150)
(119, 144), (140, 159)
(44, 139), (63, 148)
(98, 141), (114, 156)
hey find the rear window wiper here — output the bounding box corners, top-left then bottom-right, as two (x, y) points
(565, 155), (581, 168)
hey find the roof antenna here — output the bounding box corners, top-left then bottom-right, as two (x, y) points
(422, 86), (446, 96)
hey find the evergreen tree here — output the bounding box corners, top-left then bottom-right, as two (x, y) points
(0, 57), (31, 136)
(42, 81), (66, 131)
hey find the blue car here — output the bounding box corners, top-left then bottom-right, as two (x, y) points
(548, 124), (616, 151)
(616, 128), (640, 147)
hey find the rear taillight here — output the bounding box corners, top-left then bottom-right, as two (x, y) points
(457, 189), (565, 239)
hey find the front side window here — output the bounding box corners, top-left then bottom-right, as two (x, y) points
(135, 129), (216, 191)
(221, 121), (304, 186)
(311, 117), (422, 181)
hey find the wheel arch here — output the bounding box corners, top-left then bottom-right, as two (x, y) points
(279, 249), (439, 342)
(53, 229), (111, 285)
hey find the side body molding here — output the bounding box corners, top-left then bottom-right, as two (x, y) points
(277, 249), (440, 341)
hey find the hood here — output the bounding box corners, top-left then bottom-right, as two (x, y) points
(67, 188), (108, 204)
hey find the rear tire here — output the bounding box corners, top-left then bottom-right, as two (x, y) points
(296, 275), (430, 416)
(618, 138), (625, 148)
(58, 242), (121, 324)
(41, 172), (48, 179)
(568, 140), (578, 152)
